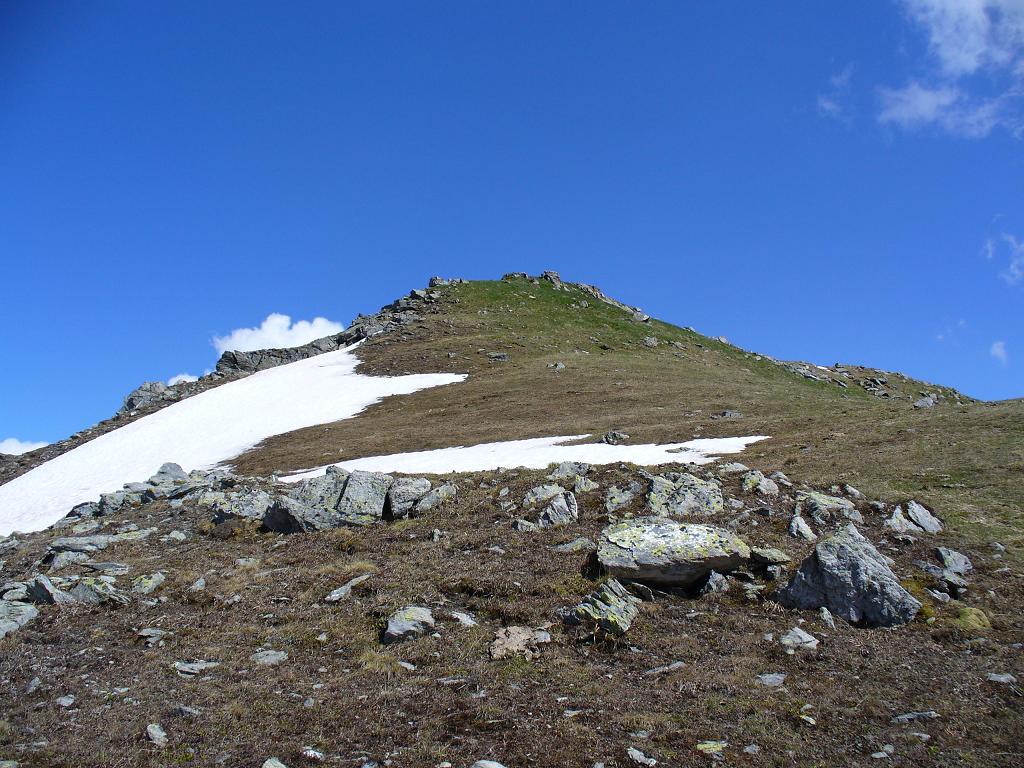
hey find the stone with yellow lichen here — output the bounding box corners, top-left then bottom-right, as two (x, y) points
(597, 517), (750, 586)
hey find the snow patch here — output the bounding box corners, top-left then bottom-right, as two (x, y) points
(282, 434), (770, 481)
(0, 345), (465, 535)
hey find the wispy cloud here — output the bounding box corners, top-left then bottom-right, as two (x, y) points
(212, 313), (345, 355)
(818, 64), (856, 120)
(877, 0), (1024, 138)
(997, 232), (1024, 283)
(990, 339), (1009, 364)
(0, 437), (48, 456)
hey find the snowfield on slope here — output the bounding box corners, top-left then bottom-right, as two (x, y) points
(0, 345), (466, 535)
(282, 434), (770, 481)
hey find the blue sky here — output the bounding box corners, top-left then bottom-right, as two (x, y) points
(1, 1), (1022, 450)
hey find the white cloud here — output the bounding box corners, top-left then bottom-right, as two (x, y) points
(903, 0), (1024, 76)
(998, 232), (1024, 283)
(212, 313), (345, 355)
(0, 438), (49, 456)
(878, 1), (1024, 137)
(167, 373), (199, 386)
(990, 339), (1009, 363)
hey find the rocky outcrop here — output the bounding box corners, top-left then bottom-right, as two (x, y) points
(776, 524), (920, 627)
(597, 518), (750, 586)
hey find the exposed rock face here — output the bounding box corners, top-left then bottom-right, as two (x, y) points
(562, 579), (641, 636)
(597, 518), (750, 586)
(646, 473), (724, 517)
(336, 471), (393, 526)
(777, 524), (921, 627)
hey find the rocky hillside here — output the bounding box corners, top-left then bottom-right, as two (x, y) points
(0, 272), (1022, 768)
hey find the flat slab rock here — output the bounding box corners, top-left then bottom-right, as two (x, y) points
(598, 517), (751, 586)
(777, 523), (921, 627)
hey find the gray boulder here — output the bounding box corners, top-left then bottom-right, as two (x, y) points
(385, 478), (432, 519)
(597, 518), (751, 586)
(646, 473), (724, 516)
(286, 466), (349, 511)
(336, 471), (393, 525)
(562, 579), (641, 636)
(906, 500), (942, 533)
(776, 524), (921, 627)
(537, 492), (578, 528)
(936, 547), (972, 574)
(262, 496), (339, 533)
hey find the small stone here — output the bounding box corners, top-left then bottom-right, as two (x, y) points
(779, 627), (819, 654)
(132, 572), (165, 594)
(905, 500), (942, 533)
(250, 650), (288, 666)
(757, 672), (787, 687)
(56, 694), (76, 707)
(383, 606), (436, 644)
(601, 431), (629, 445)
(891, 710), (939, 724)
(819, 607), (836, 629)
(146, 723), (168, 748)
(789, 515), (816, 541)
(489, 626), (551, 660)
(987, 672), (1018, 684)
(263, 760), (289, 768)
(325, 574), (372, 602)
(627, 747), (657, 766)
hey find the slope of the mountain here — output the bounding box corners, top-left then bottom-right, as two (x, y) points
(0, 272), (1022, 768)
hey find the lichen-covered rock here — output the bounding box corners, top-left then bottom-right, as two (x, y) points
(25, 575), (75, 604)
(741, 471), (779, 496)
(385, 477), (432, 519)
(605, 482), (640, 513)
(776, 524), (921, 627)
(131, 572), (165, 595)
(336, 471), (393, 525)
(796, 491), (861, 525)
(646, 473), (724, 516)
(562, 579), (641, 635)
(574, 476), (599, 494)
(936, 547), (972, 574)
(537, 492), (578, 528)
(69, 576), (130, 605)
(197, 488), (274, 524)
(382, 606), (435, 644)
(597, 518), (751, 586)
